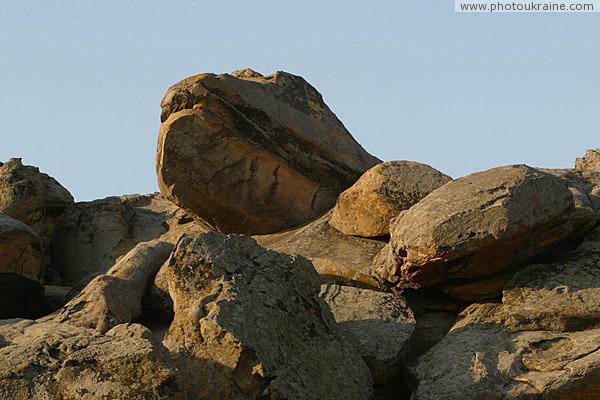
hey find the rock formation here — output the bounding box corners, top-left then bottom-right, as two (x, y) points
(576, 147), (600, 171)
(372, 165), (591, 294)
(0, 158), (73, 251)
(319, 283), (415, 384)
(163, 231), (373, 399)
(329, 161), (451, 237)
(254, 211), (386, 288)
(156, 69), (380, 235)
(50, 193), (207, 285)
(0, 215), (45, 318)
(2, 68), (600, 400)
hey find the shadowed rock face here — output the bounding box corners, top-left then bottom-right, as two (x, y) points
(156, 69), (380, 235)
(163, 231), (373, 400)
(0, 215), (45, 319)
(319, 283), (415, 384)
(50, 193), (207, 286)
(372, 165), (587, 290)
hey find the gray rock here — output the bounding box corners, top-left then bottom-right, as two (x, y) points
(0, 320), (182, 400)
(51, 240), (174, 333)
(503, 225), (600, 332)
(373, 165), (584, 290)
(329, 160), (451, 237)
(50, 193), (206, 285)
(0, 239), (184, 399)
(156, 69), (380, 235)
(413, 303), (600, 400)
(319, 283), (415, 384)
(163, 231), (373, 399)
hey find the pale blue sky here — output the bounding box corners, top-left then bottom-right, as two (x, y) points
(1, 1), (598, 201)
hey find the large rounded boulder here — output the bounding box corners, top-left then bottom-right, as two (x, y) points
(372, 165), (586, 290)
(329, 160), (452, 237)
(156, 69), (380, 235)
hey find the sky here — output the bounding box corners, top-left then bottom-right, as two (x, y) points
(1, 1), (598, 201)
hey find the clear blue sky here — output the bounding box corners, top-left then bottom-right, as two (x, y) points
(1, 1), (598, 201)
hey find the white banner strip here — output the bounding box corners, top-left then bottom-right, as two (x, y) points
(456, 0), (600, 12)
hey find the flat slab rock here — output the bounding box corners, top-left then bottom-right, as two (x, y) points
(156, 69), (380, 235)
(319, 283), (415, 384)
(373, 164), (583, 289)
(163, 231), (373, 399)
(329, 160), (451, 237)
(413, 303), (600, 400)
(254, 212), (386, 288)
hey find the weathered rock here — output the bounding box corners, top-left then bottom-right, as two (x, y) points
(0, 215), (45, 318)
(413, 303), (600, 399)
(156, 69), (380, 235)
(50, 193), (206, 285)
(319, 283), (415, 384)
(373, 165), (583, 290)
(0, 158), (74, 247)
(51, 240), (174, 333)
(0, 239), (183, 399)
(163, 231), (373, 399)
(503, 225), (600, 332)
(255, 211), (386, 289)
(329, 161), (451, 237)
(441, 271), (515, 302)
(0, 158), (47, 230)
(543, 167), (600, 221)
(576, 148), (600, 171)
(0, 320), (182, 400)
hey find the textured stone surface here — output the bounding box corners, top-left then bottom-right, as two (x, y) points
(163, 231), (373, 399)
(413, 303), (600, 400)
(255, 212), (386, 289)
(543, 167), (600, 225)
(50, 193), (206, 285)
(503, 225), (600, 332)
(441, 272), (515, 302)
(0, 158), (47, 231)
(576, 148), (600, 171)
(0, 239), (183, 399)
(372, 165), (582, 289)
(156, 69), (380, 235)
(319, 283), (415, 384)
(0, 320), (182, 400)
(0, 158), (73, 250)
(51, 240), (174, 333)
(0, 215), (46, 318)
(329, 161), (451, 237)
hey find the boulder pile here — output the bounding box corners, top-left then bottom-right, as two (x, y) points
(2, 69), (600, 399)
